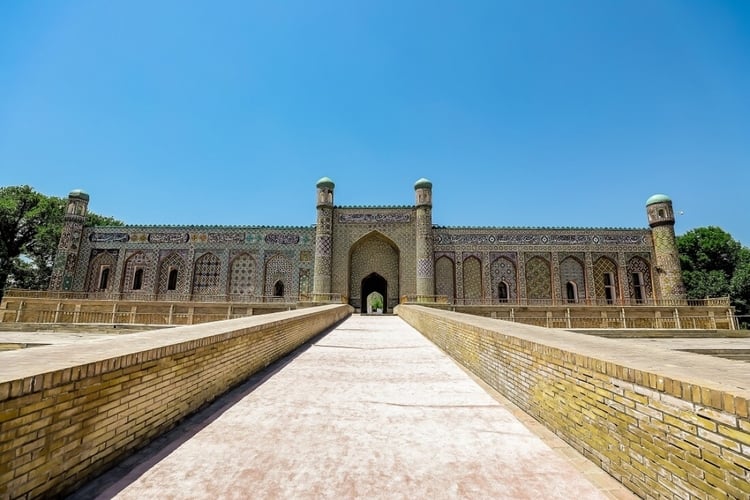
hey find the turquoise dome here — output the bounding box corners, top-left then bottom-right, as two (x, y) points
(414, 178), (432, 189)
(69, 189), (89, 201)
(646, 194), (671, 206)
(316, 177), (335, 189)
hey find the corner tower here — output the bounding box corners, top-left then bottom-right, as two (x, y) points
(414, 178), (435, 298)
(646, 194), (686, 301)
(312, 177), (335, 299)
(49, 189), (89, 291)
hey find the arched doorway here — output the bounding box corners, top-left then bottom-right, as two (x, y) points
(361, 273), (387, 314)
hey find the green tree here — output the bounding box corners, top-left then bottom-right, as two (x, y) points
(677, 226), (750, 319)
(0, 186), (122, 299)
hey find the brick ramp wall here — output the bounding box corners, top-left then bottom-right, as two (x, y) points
(0, 304), (351, 498)
(397, 305), (750, 499)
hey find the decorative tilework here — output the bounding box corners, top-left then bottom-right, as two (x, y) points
(192, 252), (222, 296)
(229, 253), (257, 296)
(627, 256), (653, 302)
(158, 252), (188, 296)
(122, 251), (156, 293)
(463, 256), (482, 300)
(593, 256), (618, 302)
(525, 256), (551, 300)
(435, 256), (455, 300)
(85, 251), (118, 291)
(264, 254), (294, 297)
(491, 257), (517, 301)
(559, 256), (585, 302)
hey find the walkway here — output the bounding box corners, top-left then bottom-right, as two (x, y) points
(71, 315), (634, 499)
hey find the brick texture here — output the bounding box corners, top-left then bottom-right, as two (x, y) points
(0, 304), (350, 499)
(398, 305), (750, 499)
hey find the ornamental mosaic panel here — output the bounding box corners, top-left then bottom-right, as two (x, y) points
(348, 233), (399, 304)
(627, 256), (653, 302)
(435, 232), (648, 246)
(525, 256), (551, 301)
(593, 256), (619, 303)
(121, 251), (156, 293)
(463, 256), (482, 300)
(85, 251), (118, 292)
(229, 253), (257, 297)
(192, 252), (222, 296)
(491, 257), (517, 301)
(158, 252), (188, 296)
(264, 254), (294, 297)
(435, 256), (455, 300)
(559, 256), (585, 302)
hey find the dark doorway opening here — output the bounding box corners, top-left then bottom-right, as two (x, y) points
(361, 273), (387, 313)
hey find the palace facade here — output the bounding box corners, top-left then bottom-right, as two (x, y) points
(49, 178), (686, 313)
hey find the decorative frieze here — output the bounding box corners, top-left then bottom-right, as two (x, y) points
(339, 213), (411, 224)
(435, 232), (647, 246)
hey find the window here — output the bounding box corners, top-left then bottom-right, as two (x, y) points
(273, 280), (284, 297)
(167, 268), (178, 291)
(133, 268), (144, 290)
(566, 282), (578, 303)
(498, 282), (508, 303)
(604, 272), (616, 304)
(631, 272), (645, 304)
(98, 267), (110, 290)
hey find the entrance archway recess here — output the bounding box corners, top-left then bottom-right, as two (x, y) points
(348, 230), (400, 312)
(362, 273), (387, 313)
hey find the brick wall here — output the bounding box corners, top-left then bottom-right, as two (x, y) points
(397, 305), (750, 499)
(0, 304), (351, 498)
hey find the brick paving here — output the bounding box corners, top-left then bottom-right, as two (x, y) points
(70, 315), (635, 499)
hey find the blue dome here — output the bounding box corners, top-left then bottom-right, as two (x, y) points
(646, 194), (671, 206)
(69, 189), (89, 201)
(316, 177), (335, 189)
(414, 178), (432, 189)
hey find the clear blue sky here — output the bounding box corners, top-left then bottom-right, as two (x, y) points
(1, 1), (749, 243)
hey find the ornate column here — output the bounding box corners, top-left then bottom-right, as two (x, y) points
(414, 178), (434, 299)
(646, 194), (686, 301)
(49, 190), (89, 291)
(312, 177), (335, 300)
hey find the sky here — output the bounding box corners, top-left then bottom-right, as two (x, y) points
(1, 1), (749, 244)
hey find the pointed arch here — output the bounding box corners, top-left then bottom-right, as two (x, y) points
(158, 252), (187, 295)
(348, 231), (399, 311)
(86, 251), (117, 292)
(491, 256), (517, 303)
(435, 256), (455, 302)
(121, 251), (155, 293)
(559, 256), (585, 304)
(463, 256), (482, 301)
(192, 252), (222, 297)
(264, 253), (293, 298)
(525, 256), (551, 302)
(594, 256), (618, 304)
(229, 253), (257, 298)
(627, 256), (653, 304)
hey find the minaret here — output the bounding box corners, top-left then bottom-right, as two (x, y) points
(646, 194), (686, 301)
(49, 189), (89, 291)
(414, 178), (435, 299)
(312, 177), (335, 300)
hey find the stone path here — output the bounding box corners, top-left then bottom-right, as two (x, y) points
(71, 316), (635, 499)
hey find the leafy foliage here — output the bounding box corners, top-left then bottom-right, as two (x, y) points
(677, 226), (750, 319)
(0, 186), (122, 298)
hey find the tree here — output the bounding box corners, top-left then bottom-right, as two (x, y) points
(677, 226), (750, 319)
(0, 186), (123, 299)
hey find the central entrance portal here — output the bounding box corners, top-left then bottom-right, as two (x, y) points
(361, 273), (387, 314)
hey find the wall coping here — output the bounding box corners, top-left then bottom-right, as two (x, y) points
(398, 305), (750, 403)
(0, 304), (348, 386)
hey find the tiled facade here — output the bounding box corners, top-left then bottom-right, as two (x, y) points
(49, 180), (686, 311)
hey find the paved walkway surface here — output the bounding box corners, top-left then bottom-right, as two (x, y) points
(71, 316), (635, 499)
